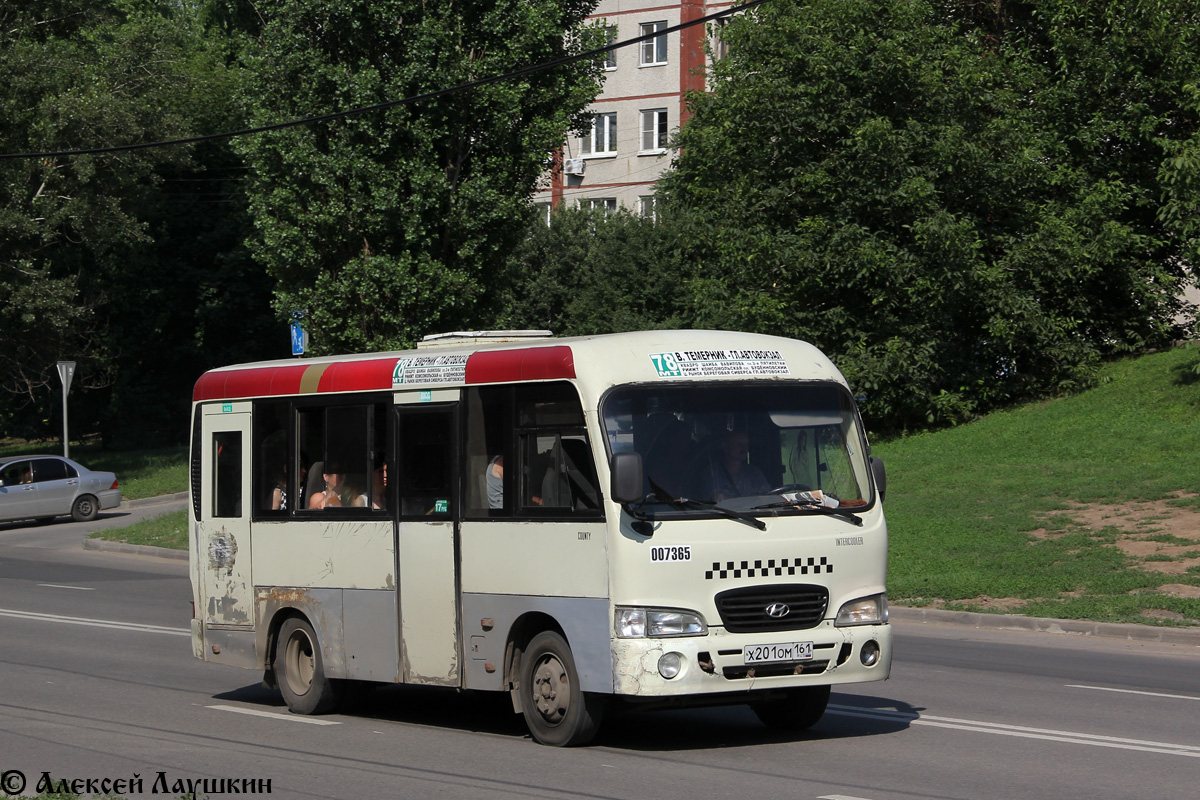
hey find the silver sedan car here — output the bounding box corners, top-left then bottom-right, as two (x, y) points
(0, 455), (122, 524)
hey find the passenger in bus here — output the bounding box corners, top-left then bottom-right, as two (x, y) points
(693, 428), (770, 502)
(371, 455), (387, 510)
(342, 472), (368, 507)
(486, 454), (504, 509)
(270, 465), (288, 510)
(306, 461), (363, 509)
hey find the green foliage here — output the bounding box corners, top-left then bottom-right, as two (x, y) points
(0, 1), (278, 445)
(237, 0), (605, 354)
(653, 0), (1200, 432)
(499, 206), (689, 334)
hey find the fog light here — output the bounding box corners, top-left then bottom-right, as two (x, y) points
(860, 639), (880, 667)
(658, 652), (683, 679)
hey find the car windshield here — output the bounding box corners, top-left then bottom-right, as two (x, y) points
(602, 383), (873, 514)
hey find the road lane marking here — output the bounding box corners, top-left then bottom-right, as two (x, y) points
(37, 584), (95, 591)
(0, 606), (189, 637)
(206, 704), (341, 725)
(827, 704), (1200, 758)
(1066, 684), (1200, 702)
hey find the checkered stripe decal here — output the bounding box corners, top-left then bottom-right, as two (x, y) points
(705, 557), (832, 580)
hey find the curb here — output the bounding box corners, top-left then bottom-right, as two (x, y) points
(890, 605), (1200, 646)
(83, 537), (188, 561)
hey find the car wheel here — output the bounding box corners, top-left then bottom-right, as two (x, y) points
(752, 684), (831, 731)
(275, 617), (341, 715)
(519, 630), (605, 746)
(71, 495), (98, 522)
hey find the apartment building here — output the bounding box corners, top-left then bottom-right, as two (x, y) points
(535, 1), (734, 219)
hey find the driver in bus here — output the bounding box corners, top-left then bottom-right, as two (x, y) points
(693, 427), (770, 501)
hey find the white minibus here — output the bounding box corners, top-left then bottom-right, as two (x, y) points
(189, 329), (891, 745)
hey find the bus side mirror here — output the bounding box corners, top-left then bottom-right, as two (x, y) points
(871, 456), (886, 503)
(610, 452), (643, 505)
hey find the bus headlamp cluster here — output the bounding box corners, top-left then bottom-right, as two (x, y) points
(616, 607), (707, 638)
(834, 593), (889, 627)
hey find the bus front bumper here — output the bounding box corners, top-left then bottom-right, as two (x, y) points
(610, 621), (891, 698)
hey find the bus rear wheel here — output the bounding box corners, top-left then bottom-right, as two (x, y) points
(752, 684), (831, 731)
(519, 631), (604, 746)
(275, 617), (341, 715)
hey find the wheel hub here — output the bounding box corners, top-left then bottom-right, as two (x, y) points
(531, 655), (569, 723)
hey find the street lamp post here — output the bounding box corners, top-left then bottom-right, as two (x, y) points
(56, 361), (75, 458)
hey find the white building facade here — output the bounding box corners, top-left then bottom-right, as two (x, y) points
(535, 1), (734, 218)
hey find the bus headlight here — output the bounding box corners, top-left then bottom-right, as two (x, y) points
(616, 607), (708, 638)
(835, 594), (889, 627)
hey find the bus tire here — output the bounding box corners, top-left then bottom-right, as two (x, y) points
(752, 684), (831, 731)
(519, 631), (604, 746)
(71, 495), (98, 522)
(275, 617), (341, 715)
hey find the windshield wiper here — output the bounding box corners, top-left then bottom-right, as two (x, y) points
(752, 498), (863, 527)
(646, 477), (767, 531)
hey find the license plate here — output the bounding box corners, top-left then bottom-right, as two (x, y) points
(743, 641), (814, 665)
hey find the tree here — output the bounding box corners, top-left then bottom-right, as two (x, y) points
(498, 206), (688, 335)
(656, 0), (1200, 431)
(0, 1), (278, 444)
(236, 0), (606, 354)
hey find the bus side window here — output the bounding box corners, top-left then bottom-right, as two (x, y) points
(213, 432), (242, 518)
(256, 402), (290, 514)
(515, 383), (603, 518)
(397, 411), (453, 517)
(463, 386), (509, 517)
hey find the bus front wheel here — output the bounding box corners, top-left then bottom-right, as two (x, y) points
(519, 631), (604, 746)
(275, 617), (341, 715)
(752, 684), (831, 731)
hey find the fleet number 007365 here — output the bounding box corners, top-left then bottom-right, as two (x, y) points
(649, 546), (691, 562)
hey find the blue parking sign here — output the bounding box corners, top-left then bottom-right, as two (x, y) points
(290, 322), (307, 356)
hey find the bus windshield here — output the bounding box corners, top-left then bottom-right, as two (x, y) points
(602, 383), (873, 513)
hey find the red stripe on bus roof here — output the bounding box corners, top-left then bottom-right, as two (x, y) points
(193, 364), (309, 402)
(465, 346), (575, 384)
(316, 358), (397, 393)
(195, 346), (575, 402)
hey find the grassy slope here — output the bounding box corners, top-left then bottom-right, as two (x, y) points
(874, 343), (1200, 626)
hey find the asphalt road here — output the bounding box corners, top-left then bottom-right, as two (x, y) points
(1, 508), (1197, 800)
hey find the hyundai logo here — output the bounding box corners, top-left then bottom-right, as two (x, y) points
(765, 602), (791, 618)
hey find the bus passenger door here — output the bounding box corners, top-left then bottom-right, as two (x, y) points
(198, 407), (254, 630)
(394, 402), (460, 686)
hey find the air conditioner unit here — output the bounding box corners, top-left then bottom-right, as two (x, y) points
(563, 158), (585, 177)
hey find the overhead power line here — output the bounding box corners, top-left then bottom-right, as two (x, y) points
(0, 0), (771, 161)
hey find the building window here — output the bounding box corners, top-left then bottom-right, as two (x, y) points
(581, 198), (617, 213)
(535, 202), (551, 226)
(640, 21), (668, 65)
(604, 25), (617, 70)
(639, 196), (657, 221)
(581, 112), (617, 155)
(712, 17), (731, 61)
(641, 109), (668, 153)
